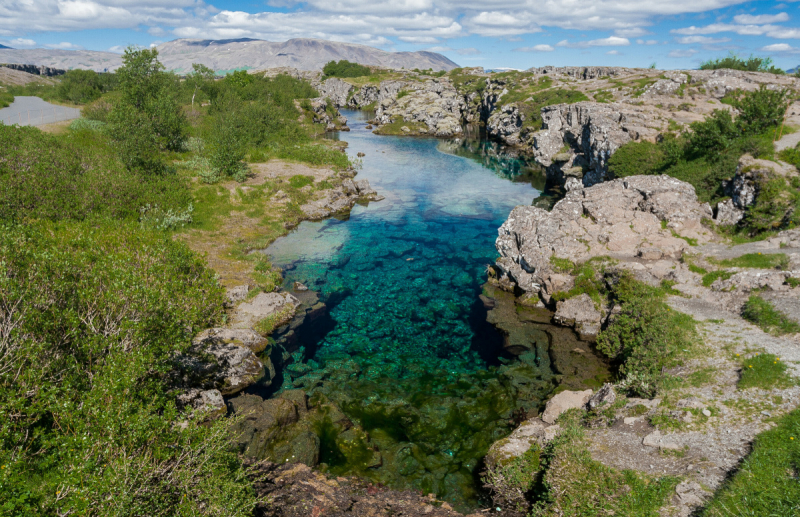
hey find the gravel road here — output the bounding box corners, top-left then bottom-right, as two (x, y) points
(0, 96), (81, 126)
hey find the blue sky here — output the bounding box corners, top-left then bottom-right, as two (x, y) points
(1, 0), (800, 70)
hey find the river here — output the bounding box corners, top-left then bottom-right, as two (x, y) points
(262, 110), (561, 509)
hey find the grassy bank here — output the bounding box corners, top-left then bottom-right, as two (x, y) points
(0, 47), (355, 516)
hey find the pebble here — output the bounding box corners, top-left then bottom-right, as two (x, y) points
(702, 409), (711, 417)
(624, 417), (637, 425)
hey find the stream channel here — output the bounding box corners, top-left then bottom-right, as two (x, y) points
(260, 110), (606, 510)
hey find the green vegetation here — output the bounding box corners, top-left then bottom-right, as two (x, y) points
(518, 89), (589, 131)
(0, 88), (12, 108)
(701, 408), (800, 516)
(608, 86), (797, 237)
(448, 68), (487, 101)
(529, 410), (679, 516)
(742, 295), (800, 335)
(483, 445), (542, 511)
(701, 270), (733, 287)
(597, 275), (697, 397)
(56, 69), (116, 104)
(738, 353), (795, 390)
(0, 219), (257, 517)
(322, 59), (372, 78)
(0, 46), (360, 515)
(0, 124), (190, 224)
(700, 53), (784, 75)
(715, 252), (789, 269)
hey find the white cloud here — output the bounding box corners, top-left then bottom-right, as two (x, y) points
(45, 41), (83, 49)
(514, 44), (554, 52)
(614, 27), (649, 38)
(108, 45), (126, 53)
(676, 35), (730, 44)
(606, 50), (620, 54)
(557, 36), (630, 48)
(10, 38), (36, 47)
(733, 12), (789, 24)
(668, 48), (698, 58)
(636, 39), (659, 45)
(0, 0), (757, 46)
(761, 42), (800, 53)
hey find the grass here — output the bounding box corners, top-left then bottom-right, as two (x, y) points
(700, 408), (800, 516)
(738, 353), (795, 390)
(529, 409), (680, 517)
(715, 253), (789, 270)
(702, 270), (733, 287)
(741, 295), (800, 336)
(254, 304), (296, 335)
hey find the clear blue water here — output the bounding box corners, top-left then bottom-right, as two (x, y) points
(263, 110), (555, 508)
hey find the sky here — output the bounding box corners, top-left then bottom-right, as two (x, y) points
(1, 0), (800, 70)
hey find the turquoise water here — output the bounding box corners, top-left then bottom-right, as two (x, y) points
(263, 111), (555, 508)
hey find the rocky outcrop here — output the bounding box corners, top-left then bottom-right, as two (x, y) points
(495, 175), (714, 300)
(248, 461), (466, 517)
(300, 179), (383, 219)
(173, 329), (269, 397)
(306, 97), (348, 131)
(530, 102), (663, 187)
(526, 66), (624, 80)
(1, 63), (65, 76)
(373, 78), (465, 136)
(230, 292), (301, 330)
(484, 417), (560, 469)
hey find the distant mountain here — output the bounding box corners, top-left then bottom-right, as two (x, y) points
(0, 44), (12, 50)
(0, 38), (459, 74)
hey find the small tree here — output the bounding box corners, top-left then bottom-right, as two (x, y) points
(189, 63), (215, 110)
(108, 46), (187, 174)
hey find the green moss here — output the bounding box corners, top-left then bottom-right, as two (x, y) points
(549, 255), (576, 273)
(741, 296), (800, 336)
(529, 409), (680, 516)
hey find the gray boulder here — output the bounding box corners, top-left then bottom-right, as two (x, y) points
(553, 293), (602, 340)
(230, 292), (300, 330)
(485, 417), (560, 469)
(541, 389), (593, 424)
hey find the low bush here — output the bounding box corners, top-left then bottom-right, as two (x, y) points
(700, 53), (784, 75)
(596, 275), (697, 397)
(0, 220), (256, 517)
(716, 252), (789, 269)
(322, 60), (372, 79)
(608, 140), (664, 178)
(0, 124), (191, 223)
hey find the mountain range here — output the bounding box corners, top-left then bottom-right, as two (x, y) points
(0, 38), (459, 74)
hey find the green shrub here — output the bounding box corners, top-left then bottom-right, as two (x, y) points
(322, 60), (372, 78)
(742, 295), (800, 335)
(608, 141), (664, 178)
(701, 408), (800, 516)
(68, 118), (106, 132)
(738, 353), (794, 390)
(596, 275), (696, 397)
(700, 53), (784, 75)
(107, 47), (187, 174)
(688, 110), (738, 155)
(0, 220), (256, 517)
(730, 85), (791, 136)
(289, 175), (314, 189)
(0, 124), (191, 223)
(56, 69), (115, 104)
(0, 89), (12, 108)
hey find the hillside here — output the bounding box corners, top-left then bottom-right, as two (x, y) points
(0, 38), (459, 74)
